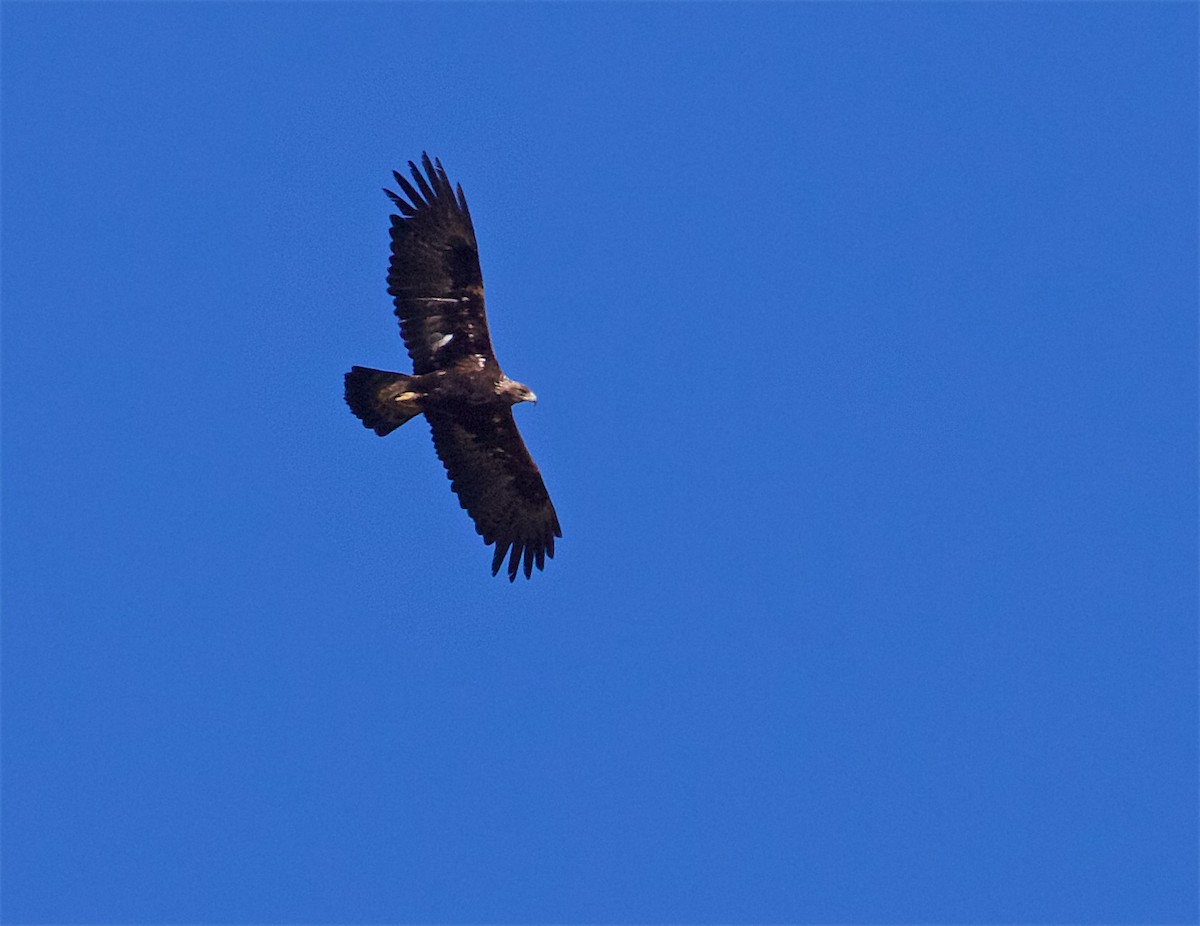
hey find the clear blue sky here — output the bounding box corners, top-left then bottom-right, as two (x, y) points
(3, 3), (1196, 923)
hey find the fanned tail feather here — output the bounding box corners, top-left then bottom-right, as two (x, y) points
(344, 366), (423, 436)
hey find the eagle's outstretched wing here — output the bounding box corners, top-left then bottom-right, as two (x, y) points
(385, 153), (495, 375)
(425, 406), (561, 581)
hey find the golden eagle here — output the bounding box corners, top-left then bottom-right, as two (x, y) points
(345, 154), (561, 581)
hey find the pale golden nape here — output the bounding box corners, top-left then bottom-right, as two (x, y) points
(497, 377), (538, 406)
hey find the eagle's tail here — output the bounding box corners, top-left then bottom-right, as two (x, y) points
(344, 366), (424, 436)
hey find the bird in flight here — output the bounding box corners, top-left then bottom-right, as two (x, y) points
(344, 154), (560, 581)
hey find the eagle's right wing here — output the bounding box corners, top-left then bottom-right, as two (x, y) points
(385, 154), (496, 376)
(425, 406), (561, 581)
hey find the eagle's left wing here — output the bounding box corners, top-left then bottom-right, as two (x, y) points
(385, 154), (496, 375)
(425, 406), (561, 581)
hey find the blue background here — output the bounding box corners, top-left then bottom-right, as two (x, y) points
(3, 3), (1196, 923)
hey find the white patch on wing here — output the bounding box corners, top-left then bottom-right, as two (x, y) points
(419, 297), (458, 304)
(472, 354), (487, 369)
(432, 333), (454, 350)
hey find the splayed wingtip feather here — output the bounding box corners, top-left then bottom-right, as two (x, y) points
(491, 541), (511, 576)
(409, 159), (436, 204)
(392, 171), (424, 209)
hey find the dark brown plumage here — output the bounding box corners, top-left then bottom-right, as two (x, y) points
(344, 154), (561, 580)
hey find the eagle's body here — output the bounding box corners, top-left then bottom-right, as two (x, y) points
(345, 154), (560, 581)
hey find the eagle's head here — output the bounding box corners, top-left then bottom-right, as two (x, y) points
(497, 376), (537, 406)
